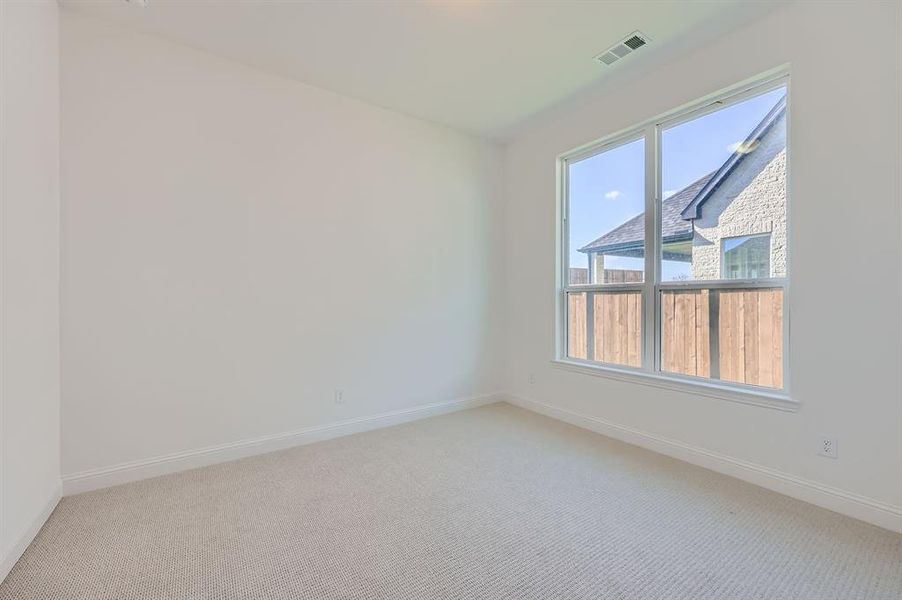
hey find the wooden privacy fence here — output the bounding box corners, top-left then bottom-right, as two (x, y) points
(568, 288), (783, 389)
(567, 292), (642, 368)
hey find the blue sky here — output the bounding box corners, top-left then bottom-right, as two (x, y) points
(568, 86), (786, 280)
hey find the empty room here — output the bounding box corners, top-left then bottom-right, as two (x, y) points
(2, 0), (901, 598)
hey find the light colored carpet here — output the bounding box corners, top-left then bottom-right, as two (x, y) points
(2, 403), (901, 600)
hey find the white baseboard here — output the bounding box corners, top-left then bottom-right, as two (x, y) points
(0, 481), (61, 584)
(504, 393), (902, 534)
(62, 392), (503, 496)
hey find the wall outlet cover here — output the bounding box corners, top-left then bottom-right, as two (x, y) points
(818, 436), (838, 459)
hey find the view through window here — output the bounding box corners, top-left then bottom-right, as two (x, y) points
(566, 137), (645, 367)
(563, 78), (788, 391)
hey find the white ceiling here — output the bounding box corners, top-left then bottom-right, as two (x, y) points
(59, 0), (784, 139)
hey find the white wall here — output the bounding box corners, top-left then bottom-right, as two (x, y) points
(501, 0), (902, 527)
(60, 12), (503, 481)
(0, 0), (62, 581)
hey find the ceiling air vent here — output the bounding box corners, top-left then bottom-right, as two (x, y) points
(623, 34), (647, 50)
(594, 31), (650, 67)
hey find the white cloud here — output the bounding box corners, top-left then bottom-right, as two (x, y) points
(663, 190), (677, 199)
(604, 190), (621, 200)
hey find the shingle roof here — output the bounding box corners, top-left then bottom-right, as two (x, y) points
(578, 173), (714, 254)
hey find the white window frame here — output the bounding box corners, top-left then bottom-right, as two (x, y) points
(553, 70), (795, 411)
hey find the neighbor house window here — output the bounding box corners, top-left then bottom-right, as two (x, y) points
(560, 74), (788, 395)
(723, 234), (771, 279)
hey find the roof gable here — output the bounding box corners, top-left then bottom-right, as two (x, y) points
(680, 94), (787, 220)
(577, 93), (787, 256)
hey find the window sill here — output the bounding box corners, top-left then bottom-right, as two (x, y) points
(550, 359), (799, 412)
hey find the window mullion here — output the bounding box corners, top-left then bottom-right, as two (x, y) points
(642, 124), (658, 374)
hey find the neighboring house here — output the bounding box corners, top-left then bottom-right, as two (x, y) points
(578, 95), (787, 281)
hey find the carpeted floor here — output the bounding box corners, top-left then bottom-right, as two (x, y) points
(2, 403), (901, 600)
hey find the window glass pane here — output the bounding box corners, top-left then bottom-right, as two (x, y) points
(568, 138), (645, 285)
(660, 288), (783, 389)
(567, 290), (642, 368)
(660, 86), (787, 282)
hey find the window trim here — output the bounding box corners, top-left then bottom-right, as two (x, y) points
(555, 68), (794, 410)
(550, 357), (797, 411)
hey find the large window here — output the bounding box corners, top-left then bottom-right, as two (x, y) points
(560, 75), (789, 395)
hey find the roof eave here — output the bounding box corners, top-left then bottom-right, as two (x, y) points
(578, 231), (692, 255)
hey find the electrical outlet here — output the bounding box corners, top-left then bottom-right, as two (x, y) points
(818, 436), (838, 459)
(334, 389), (345, 405)
(528, 372), (536, 385)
